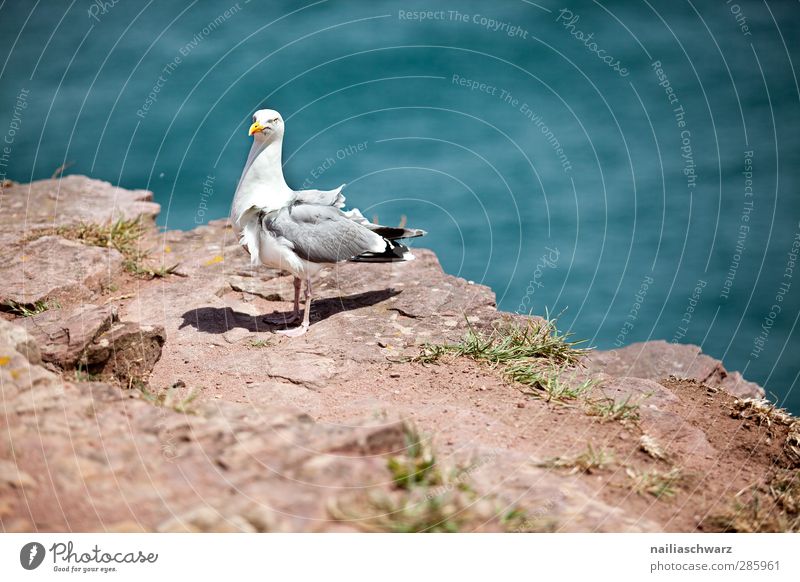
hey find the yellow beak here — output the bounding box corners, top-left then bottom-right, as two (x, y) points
(248, 122), (263, 136)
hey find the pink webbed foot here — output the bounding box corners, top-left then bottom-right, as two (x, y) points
(275, 322), (309, 337)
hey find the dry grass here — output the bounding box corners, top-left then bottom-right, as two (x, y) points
(709, 469), (800, 532)
(537, 444), (614, 475)
(138, 384), (199, 414)
(626, 466), (683, 499)
(731, 397), (800, 467)
(29, 218), (178, 279)
(732, 397), (794, 428)
(586, 394), (641, 423)
(639, 434), (668, 462)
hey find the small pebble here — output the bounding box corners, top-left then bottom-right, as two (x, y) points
(516, 402), (525, 408)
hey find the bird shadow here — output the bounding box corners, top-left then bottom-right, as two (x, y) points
(180, 288), (401, 334)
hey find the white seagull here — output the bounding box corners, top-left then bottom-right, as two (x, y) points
(230, 108), (426, 336)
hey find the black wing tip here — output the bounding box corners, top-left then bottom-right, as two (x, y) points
(350, 240), (415, 263)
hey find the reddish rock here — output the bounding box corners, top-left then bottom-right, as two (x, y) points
(81, 321), (166, 383)
(0, 176), (782, 534)
(0, 318), (41, 364)
(0, 175), (159, 235)
(19, 304), (116, 367)
(587, 340), (763, 399)
(0, 236), (123, 305)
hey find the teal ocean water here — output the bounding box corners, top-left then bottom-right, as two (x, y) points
(1, 1), (799, 410)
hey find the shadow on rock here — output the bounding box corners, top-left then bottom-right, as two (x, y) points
(180, 288), (401, 334)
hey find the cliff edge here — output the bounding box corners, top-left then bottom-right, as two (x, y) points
(1, 176), (797, 533)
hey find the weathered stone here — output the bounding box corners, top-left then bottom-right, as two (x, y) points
(227, 273), (293, 301)
(0, 318), (41, 364)
(638, 408), (716, 459)
(0, 236), (123, 305)
(19, 303), (116, 367)
(719, 371), (765, 399)
(0, 459), (36, 489)
(598, 376), (679, 410)
(588, 340), (764, 398)
(0, 176), (779, 534)
(0, 175), (159, 235)
(81, 322), (166, 383)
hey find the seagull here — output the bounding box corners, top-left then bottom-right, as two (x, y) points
(230, 109), (426, 336)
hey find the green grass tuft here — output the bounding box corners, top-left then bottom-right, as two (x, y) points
(506, 362), (595, 402)
(1, 298), (59, 317)
(248, 338), (272, 349)
(330, 423), (538, 532)
(416, 317), (590, 367)
(414, 318), (593, 402)
(387, 424), (440, 490)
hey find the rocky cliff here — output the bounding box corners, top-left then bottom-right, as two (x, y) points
(1, 176), (797, 533)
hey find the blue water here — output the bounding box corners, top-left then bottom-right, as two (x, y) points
(2, 1), (799, 410)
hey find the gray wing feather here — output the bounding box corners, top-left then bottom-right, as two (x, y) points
(292, 187), (345, 208)
(292, 189), (426, 240)
(262, 204), (385, 263)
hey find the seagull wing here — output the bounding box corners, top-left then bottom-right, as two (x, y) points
(292, 187), (426, 240)
(262, 204), (386, 264)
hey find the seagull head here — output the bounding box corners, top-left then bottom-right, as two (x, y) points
(248, 109), (284, 143)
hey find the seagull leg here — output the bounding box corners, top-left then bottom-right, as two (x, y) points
(277, 277), (312, 337)
(262, 276), (302, 324)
